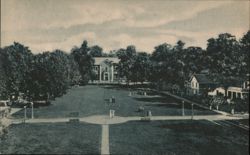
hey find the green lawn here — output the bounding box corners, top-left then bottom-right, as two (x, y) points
(13, 85), (216, 119)
(109, 120), (249, 155)
(0, 122), (101, 154)
(3, 85), (249, 154)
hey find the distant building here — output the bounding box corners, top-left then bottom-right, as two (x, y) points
(185, 74), (215, 96)
(91, 57), (120, 83)
(208, 87), (227, 97)
(208, 79), (249, 100)
(227, 79), (249, 99)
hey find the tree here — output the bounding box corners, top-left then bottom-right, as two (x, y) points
(0, 48), (8, 99)
(0, 42), (33, 99)
(239, 30), (250, 78)
(71, 40), (94, 84)
(150, 43), (174, 86)
(131, 52), (151, 84)
(28, 50), (78, 100)
(89, 45), (103, 57)
(117, 45), (137, 84)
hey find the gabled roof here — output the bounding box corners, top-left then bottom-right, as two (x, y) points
(94, 57), (119, 65)
(191, 74), (213, 84)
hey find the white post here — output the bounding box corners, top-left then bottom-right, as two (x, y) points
(31, 102), (34, 119)
(24, 106), (27, 122)
(191, 104), (194, 120)
(99, 65), (102, 82)
(182, 101), (185, 116)
(231, 108), (234, 115)
(109, 110), (112, 118)
(111, 64), (114, 82)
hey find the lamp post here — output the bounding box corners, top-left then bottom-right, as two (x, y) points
(191, 104), (194, 120)
(31, 102), (34, 119)
(182, 101), (185, 116)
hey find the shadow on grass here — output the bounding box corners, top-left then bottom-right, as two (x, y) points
(158, 120), (220, 136)
(134, 96), (179, 103)
(135, 97), (215, 112)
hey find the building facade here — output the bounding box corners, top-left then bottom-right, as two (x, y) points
(185, 74), (214, 96)
(208, 79), (249, 100)
(91, 57), (120, 83)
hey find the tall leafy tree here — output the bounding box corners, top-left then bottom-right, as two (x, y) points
(117, 45), (137, 84)
(239, 30), (250, 78)
(89, 45), (103, 57)
(206, 33), (241, 85)
(1, 42), (33, 99)
(131, 52), (151, 84)
(71, 40), (94, 84)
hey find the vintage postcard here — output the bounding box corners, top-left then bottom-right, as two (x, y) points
(0, 0), (249, 154)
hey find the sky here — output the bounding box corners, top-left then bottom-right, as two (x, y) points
(1, 0), (249, 54)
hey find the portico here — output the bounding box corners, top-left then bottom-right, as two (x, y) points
(91, 57), (119, 83)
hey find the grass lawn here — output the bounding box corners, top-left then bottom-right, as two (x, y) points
(0, 122), (101, 154)
(13, 85), (217, 119)
(109, 120), (249, 155)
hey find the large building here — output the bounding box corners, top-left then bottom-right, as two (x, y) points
(91, 57), (120, 83)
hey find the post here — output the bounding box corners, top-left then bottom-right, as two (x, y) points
(99, 65), (102, 82)
(24, 106), (27, 122)
(111, 64), (114, 82)
(109, 109), (113, 118)
(31, 102), (34, 119)
(191, 104), (194, 120)
(182, 101), (185, 116)
(231, 108), (234, 115)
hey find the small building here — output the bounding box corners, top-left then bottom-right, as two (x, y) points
(227, 79), (249, 100)
(208, 79), (249, 100)
(186, 74), (214, 96)
(208, 87), (226, 97)
(91, 57), (120, 83)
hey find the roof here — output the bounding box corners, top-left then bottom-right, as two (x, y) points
(227, 87), (242, 92)
(191, 74), (213, 84)
(94, 57), (119, 65)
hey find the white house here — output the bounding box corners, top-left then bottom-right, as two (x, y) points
(186, 74), (214, 95)
(91, 57), (120, 83)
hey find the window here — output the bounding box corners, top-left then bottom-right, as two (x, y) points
(104, 73), (109, 81)
(196, 83), (198, 88)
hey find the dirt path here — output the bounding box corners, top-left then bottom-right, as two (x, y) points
(9, 114), (244, 125)
(101, 125), (110, 155)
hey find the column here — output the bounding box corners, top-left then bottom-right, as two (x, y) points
(111, 64), (114, 82)
(99, 65), (102, 82)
